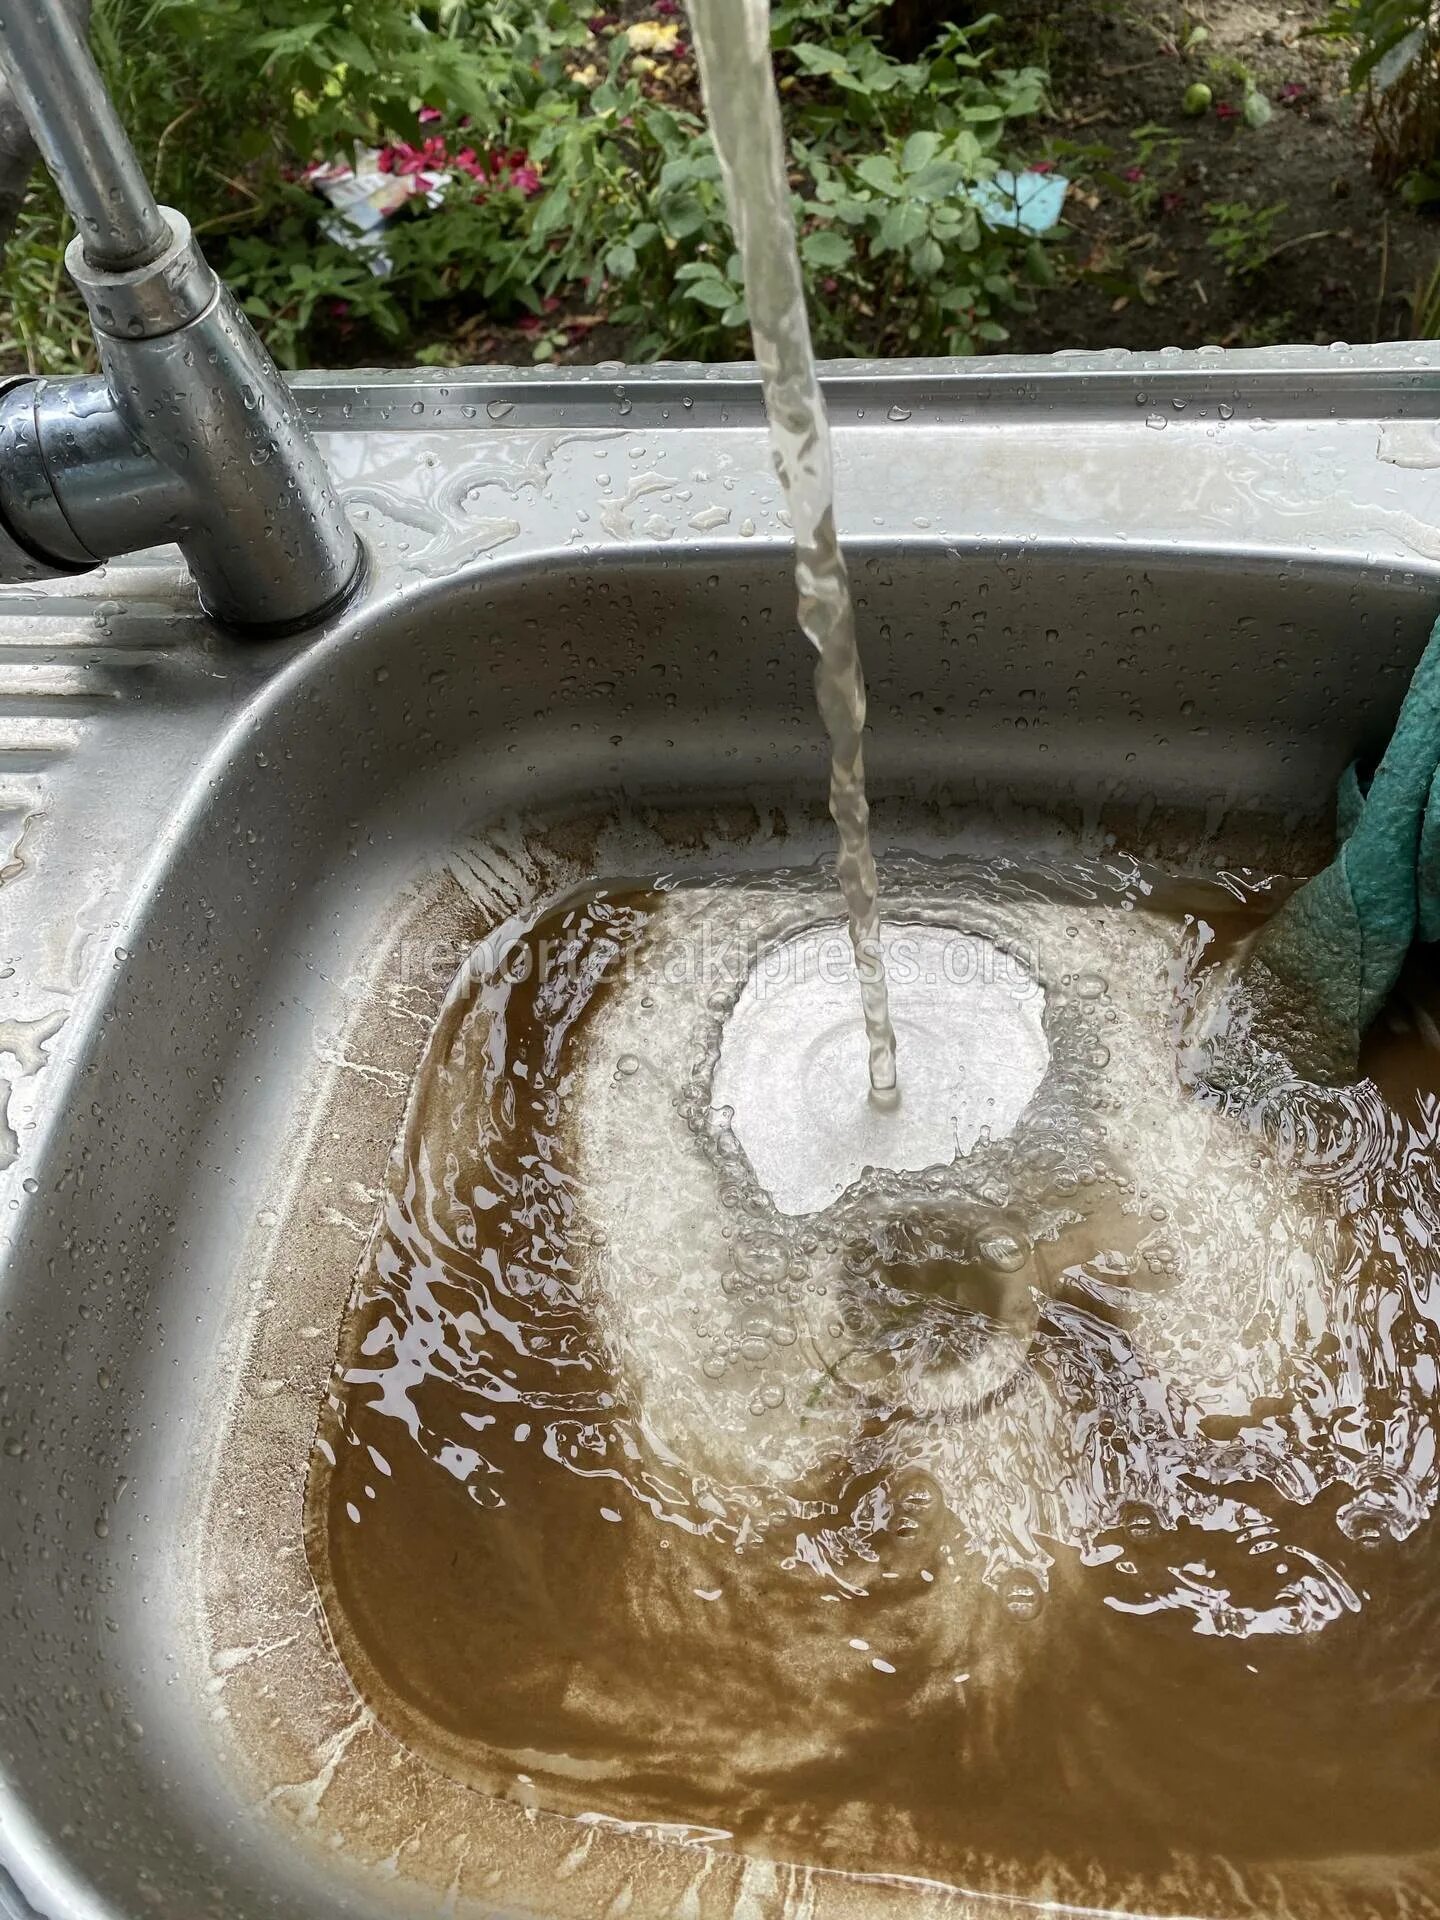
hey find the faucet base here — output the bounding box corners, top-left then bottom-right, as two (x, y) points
(0, 213), (363, 632)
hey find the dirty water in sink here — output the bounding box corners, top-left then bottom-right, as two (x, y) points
(304, 850), (1440, 1910)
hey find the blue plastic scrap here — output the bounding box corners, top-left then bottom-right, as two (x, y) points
(970, 168), (1069, 236)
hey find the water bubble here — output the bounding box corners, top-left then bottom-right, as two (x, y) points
(997, 1568), (1046, 1620)
(734, 1231), (789, 1284)
(976, 1228), (1031, 1273)
(615, 1053), (641, 1077)
(1337, 1490), (1407, 1549)
(1121, 1500), (1160, 1541)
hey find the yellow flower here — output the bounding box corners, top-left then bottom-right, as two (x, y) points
(572, 62), (600, 86)
(631, 53), (657, 75)
(627, 19), (680, 52)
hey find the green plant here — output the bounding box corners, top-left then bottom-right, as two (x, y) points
(1204, 52), (1274, 126)
(0, 0), (1055, 371)
(1316, 0), (1440, 197)
(1411, 257), (1440, 333)
(1204, 198), (1289, 278)
(1233, 308), (1297, 347)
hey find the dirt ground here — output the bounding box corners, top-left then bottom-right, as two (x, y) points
(1004, 0), (1439, 353)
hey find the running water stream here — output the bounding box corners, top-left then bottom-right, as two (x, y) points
(687, 0), (897, 1098)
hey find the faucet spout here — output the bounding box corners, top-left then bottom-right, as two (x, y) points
(0, 0), (363, 633)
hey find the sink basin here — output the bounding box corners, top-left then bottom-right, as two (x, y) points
(3, 350), (1440, 1920)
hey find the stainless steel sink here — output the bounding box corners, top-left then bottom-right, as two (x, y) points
(3, 349), (1440, 1920)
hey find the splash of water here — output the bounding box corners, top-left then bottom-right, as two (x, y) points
(687, 0), (896, 1097)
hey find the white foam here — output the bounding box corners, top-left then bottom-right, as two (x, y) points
(713, 923), (1049, 1216)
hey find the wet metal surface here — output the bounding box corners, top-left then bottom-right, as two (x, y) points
(2, 349), (1440, 1919)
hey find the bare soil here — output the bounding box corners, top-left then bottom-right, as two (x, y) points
(1004, 0), (1439, 353)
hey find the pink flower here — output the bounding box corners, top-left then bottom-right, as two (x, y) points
(510, 164), (543, 196)
(1029, 159), (1055, 174)
(417, 105), (443, 124)
(1280, 81), (1306, 102)
(672, 38), (689, 56)
(1215, 100), (1239, 120)
(1160, 190), (1184, 215)
(1122, 165), (1144, 183)
(822, 276), (839, 294)
(330, 299), (351, 318)
(655, 0), (679, 12)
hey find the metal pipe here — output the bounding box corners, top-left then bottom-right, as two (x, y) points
(0, 0), (168, 269)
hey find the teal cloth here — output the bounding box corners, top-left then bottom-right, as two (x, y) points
(1240, 611), (1440, 1082)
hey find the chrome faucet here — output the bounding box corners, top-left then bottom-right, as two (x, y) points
(0, 0), (362, 632)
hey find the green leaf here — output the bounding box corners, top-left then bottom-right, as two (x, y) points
(1242, 85), (1273, 128)
(791, 43), (850, 77)
(909, 158), (966, 201)
(1025, 239), (1056, 286)
(662, 200), (710, 239)
(800, 227), (855, 268)
(685, 277), (738, 310)
(877, 200), (927, 252)
(901, 129), (941, 174)
(854, 153), (903, 196)
(912, 236), (944, 277)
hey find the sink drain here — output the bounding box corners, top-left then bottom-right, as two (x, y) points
(711, 920), (1050, 1215)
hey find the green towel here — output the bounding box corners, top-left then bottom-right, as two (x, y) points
(1231, 612), (1440, 1084)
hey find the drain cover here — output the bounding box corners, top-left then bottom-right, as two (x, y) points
(712, 921), (1049, 1215)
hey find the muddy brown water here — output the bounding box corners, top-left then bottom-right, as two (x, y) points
(304, 859), (1440, 1911)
